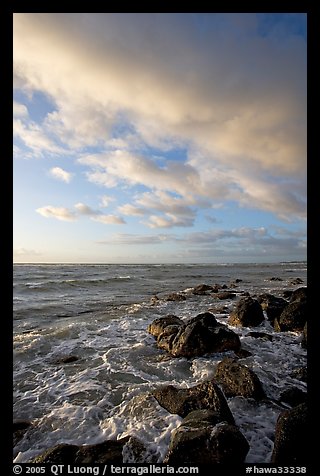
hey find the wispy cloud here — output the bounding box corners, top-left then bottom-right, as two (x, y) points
(36, 206), (76, 221)
(13, 101), (28, 117)
(49, 167), (73, 183)
(36, 202), (125, 225)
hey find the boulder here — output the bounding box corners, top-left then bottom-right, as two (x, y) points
(152, 380), (235, 423)
(271, 403), (307, 464)
(169, 313), (241, 357)
(213, 357), (265, 400)
(279, 388), (307, 407)
(149, 312), (241, 358)
(290, 287), (307, 303)
(214, 291), (237, 300)
(164, 410), (249, 464)
(257, 293), (288, 324)
(247, 331), (273, 342)
(282, 290), (294, 299)
(228, 297), (264, 327)
(147, 315), (184, 338)
(166, 293), (186, 302)
(274, 301), (306, 332)
(192, 284), (213, 295)
(32, 436), (146, 464)
(289, 278), (304, 286)
(290, 367), (307, 383)
(54, 355), (79, 364)
(270, 277), (283, 281)
(13, 420), (33, 447)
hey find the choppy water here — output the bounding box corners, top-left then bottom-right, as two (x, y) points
(13, 262), (307, 463)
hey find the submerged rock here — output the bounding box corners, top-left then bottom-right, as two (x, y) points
(213, 357), (265, 400)
(214, 291), (237, 300)
(247, 331), (273, 342)
(31, 436), (147, 464)
(271, 403), (307, 464)
(13, 420), (33, 447)
(289, 278), (304, 286)
(279, 388), (307, 407)
(165, 293), (186, 302)
(192, 284), (213, 295)
(152, 380), (235, 423)
(164, 410), (249, 464)
(228, 297), (264, 327)
(290, 367), (307, 383)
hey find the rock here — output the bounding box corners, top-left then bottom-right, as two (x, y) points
(228, 297), (264, 327)
(157, 325), (183, 353)
(152, 380), (235, 423)
(257, 293), (288, 324)
(279, 388), (307, 407)
(192, 284), (213, 295)
(235, 348), (253, 358)
(32, 436), (146, 464)
(166, 293), (186, 301)
(169, 312), (241, 358)
(147, 315), (184, 338)
(213, 357), (265, 400)
(271, 403), (307, 463)
(282, 290), (294, 299)
(289, 278), (304, 285)
(150, 295), (160, 305)
(274, 301), (306, 332)
(247, 331), (273, 342)
(214, 291), (237, 300)
(164, 410), (249, 464)
(55, 355), (79, 364)
(290, 287), (307, 303)
(13, 420), (33, 447)
(270, 277), (283, 281)
(290, 367), (307, 383)
(301, 322), (307, 349)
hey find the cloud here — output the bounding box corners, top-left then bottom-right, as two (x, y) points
(118, 204), (145, 216)
(97, 233), (169, 245)
(36, 206), (76, 221)
(100, 195), (115, 207)
(92, 215), (126, 225)
(49, 166), (73, 183)
(74, 202), (98, 215)
(13, 101), (28, 117)
(13, 13), (306, 220)
(14, 247), (42, 257)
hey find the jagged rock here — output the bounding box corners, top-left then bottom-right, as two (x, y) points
(32, 436), (146, 464)
(290, 367), (307, 383)
(152, 380), (235, 423)
(55, 355), (79, 364)
(257, 293), (288, 324)
(283, 290), (294, 299)
(247, 331), (273, 342)
(147, 315), (184, 338)
(150, 295), (160, 305)
(164, 410), (249, 464)
(192, 284), (213, 295)
(271, 403), (307, 463)
(279, 388), (307, 407)
(214, 291), (236, 300)
(149, 312), (241, 358)
(213, 357), (265, 400)
(166, 293), (186, 301)
(235, 348), (253, 358)
(228, 297), (264, 327)
(270, 277), (283, 281)
(290, 287), (307, 303)
(274, 301), (307, 332)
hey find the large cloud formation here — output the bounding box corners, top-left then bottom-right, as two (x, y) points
(13, 13), (306, 228)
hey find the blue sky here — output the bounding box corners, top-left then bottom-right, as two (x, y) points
(13, 13), (307, 263)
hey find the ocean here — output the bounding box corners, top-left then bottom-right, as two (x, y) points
(13, 262), (307, 463)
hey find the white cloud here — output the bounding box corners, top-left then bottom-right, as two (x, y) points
(13, 13), (306, 220)
(49, 166), (73, 183)
(74, 202), (97, 215)
(36, 206), (76, 221)
(100, 195), (115, 207)
(13, 118), (63, 156)
(92, 215), (126, 225)
(117, 204), (145, 216)
(13, 101), (28, 117)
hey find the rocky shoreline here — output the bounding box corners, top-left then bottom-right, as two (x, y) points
(14, 278), (307, 464)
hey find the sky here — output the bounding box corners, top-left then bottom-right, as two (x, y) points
(13, 13), (307, 264)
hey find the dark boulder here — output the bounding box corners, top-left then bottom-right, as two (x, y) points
(147, 315), (184, 338)
(214, 357), (265, 400)
(170, 313), (241, 358)
(270, 277), (283, 281)
(214, 291), (237, 300)
(13, 420), (33, 447)
(164, 410), (249, 464)
(166, 293), (186, 302)
(228, 297), (264, 327)
(32, 436), (146, 464)
(289, 278), (304, 286)
(157, 325), (183, 353)
(271, 403), (307, 464)
(279, 388), (307, 407)
(282, 290), (293, 299)
(274, 301), (306, 332)
(152, 380), (235, 423)
(192, 284), (213, 295)
(257, 293), (288, 324)
(55, 355), (79, 364)
(290, 367), (307, 383)
(290, 287), (307, 303)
